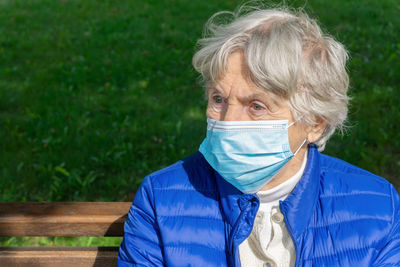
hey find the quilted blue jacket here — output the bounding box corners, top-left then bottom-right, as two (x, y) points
(118, 145), (400, 266)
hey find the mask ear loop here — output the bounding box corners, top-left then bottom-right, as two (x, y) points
(286, 115), (305, 129)
(286, 115), (307, 155)
(293, 139), (308, 156)
(287, 120), (296, 128)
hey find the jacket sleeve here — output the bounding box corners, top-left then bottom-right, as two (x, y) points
(118, 175), (164, 266)
(373, 185), (400, 266)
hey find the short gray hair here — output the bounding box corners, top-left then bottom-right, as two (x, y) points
(192, 5), (350, 151)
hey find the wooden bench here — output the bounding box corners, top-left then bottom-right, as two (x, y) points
(0, 202), (131, 267)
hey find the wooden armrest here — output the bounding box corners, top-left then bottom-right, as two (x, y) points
(0, 247), (118, 267)
(0, 202), (132, 237)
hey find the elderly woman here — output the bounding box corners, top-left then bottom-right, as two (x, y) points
(118, 6), (400, 267)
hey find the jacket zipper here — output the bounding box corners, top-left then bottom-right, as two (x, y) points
(280, 201), (300, 267)
(229, 206), (248, 267)
(230, 196), (260, 267)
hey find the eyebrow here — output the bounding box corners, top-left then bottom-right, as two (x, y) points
(207, 86), (221, 95)
(208, 85), (279, 105)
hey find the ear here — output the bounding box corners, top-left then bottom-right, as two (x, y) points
(307, 118), (327, 143)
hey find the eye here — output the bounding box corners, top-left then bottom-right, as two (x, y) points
(213, 95), (223, 104)
(252, 103), (264, 111)
(248, 101), (269, 118)
(250, 102), (266, 111)
(208, 93), (226, 112)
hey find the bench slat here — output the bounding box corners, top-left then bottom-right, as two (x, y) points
(0, 247), (118, 267)
(0, 202), (131, 237)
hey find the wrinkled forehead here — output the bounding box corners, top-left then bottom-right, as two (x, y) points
(205, 51), (286, 104)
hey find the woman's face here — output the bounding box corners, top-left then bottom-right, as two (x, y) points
(206, 51), (308, 154)
(207, 52), (289, 122)
(206, 51), (310, 189)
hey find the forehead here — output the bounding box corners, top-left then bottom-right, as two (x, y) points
(208, 52), (257, 92)
(207, 52), (282, 103)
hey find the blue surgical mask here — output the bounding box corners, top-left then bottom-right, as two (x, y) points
(199, 118), (306, 193)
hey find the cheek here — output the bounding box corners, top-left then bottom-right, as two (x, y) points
(206, 105), (218, 120)
(288, 124), (308, 152)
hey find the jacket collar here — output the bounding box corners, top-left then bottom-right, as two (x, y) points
(280, 144), (321, 238)
(193, 152), (250, 228)
(214, 171), (249, 228)
(212, 144), (321, 235)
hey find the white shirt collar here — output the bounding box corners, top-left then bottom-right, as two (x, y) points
(257, 150), (308, 203)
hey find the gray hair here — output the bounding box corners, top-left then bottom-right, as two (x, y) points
(192, 5), (350, 151)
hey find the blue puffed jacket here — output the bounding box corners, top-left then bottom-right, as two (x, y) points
(118, 145), (400, 266)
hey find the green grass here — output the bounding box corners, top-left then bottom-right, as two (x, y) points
(1, 0), (399, 245)
(0, 236), (122, 247)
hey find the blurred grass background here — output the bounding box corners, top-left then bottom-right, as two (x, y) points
(1, 0), (399, 245)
